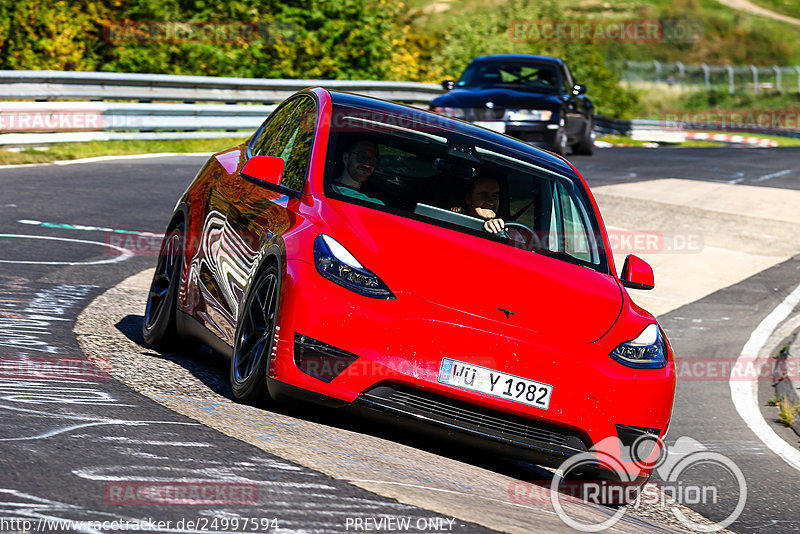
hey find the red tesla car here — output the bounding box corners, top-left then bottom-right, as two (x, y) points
(143, 87), (675, 485)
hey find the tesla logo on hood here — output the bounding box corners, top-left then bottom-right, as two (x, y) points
(498, 308), (515, 319)
(485, 102), (495, 109)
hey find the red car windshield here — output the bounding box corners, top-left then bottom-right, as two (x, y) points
(323, 105), (607, 273)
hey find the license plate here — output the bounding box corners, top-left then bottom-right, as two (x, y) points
(438, 358), (552, 410)
(474, 121), (506, 133)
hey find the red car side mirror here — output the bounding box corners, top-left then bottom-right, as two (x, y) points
(620, 254), (654, 290)
(241, 156), (285, 186)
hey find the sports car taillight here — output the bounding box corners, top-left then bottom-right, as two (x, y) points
(313, 234), (395, 299)
(609, 324), (667, 369)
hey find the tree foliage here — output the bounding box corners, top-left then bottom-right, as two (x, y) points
(0, 0), (106, 70)
(0, 0), (441, 81)
(0, 0), (635, 116)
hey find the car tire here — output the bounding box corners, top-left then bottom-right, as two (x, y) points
(230, 262), (281, 404)
(142, 221), (184, 350)
(572, 116), (595, 156)
(551, 117), (568, 157)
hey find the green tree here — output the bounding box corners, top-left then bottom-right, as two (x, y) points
(0, 0), (107, 70)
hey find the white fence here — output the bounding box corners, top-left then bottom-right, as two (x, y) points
(623, 61), (800, 94)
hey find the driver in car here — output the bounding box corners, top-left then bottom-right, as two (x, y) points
(453, 176), (529, 248)
(460, 175), (506, 234)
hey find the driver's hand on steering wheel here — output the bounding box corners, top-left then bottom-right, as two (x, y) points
(474, 207), (505, 234)
(483, 218), (505, 234)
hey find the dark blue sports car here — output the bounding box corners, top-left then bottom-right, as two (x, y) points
(431, 54), (595, 156)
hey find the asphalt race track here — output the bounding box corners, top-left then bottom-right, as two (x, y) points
(0, 146), (799, 533)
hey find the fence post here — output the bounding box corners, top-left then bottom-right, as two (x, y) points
(750, 65), (758, 93)
(701, 63), (710, 89)
(726, 65), (734, 95)
(676, 62), (685, 87)
(654, 60), (661, 84)
(796, 66), (800, 94)
(773, 65), (782, 92)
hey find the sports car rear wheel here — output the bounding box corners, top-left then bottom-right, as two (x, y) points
(551, 117), (568, 157)
(572, 115), (595, 156)
(231, 263), (280, 404)
(142, 222), (184, 349)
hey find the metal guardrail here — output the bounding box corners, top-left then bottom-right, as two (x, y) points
(0, 101), (277, 145)
(596, 115), (800, 138)
(595, 116), (663, 135)
(0, 70), (443, 145)
(0, 101), (275, 129)
(1, 70), (796, 146)
(0, 70), (442, 103)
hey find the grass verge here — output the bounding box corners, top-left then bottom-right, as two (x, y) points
(0, 137), (249, 166)
(596, 134), (725, 147)
(596, 133), (800, 147)
(778, 397), (800, 426)
(2, 132), (796, 167)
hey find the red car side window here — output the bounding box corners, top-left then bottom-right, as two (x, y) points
(251, 96), (317, 193)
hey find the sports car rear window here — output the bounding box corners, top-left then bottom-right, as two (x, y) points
(323, 105), (607, 272)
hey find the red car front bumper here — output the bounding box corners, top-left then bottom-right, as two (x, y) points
(267, 259), (675, 478)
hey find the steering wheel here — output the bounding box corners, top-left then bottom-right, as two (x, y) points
(503, 221), (534, 234)
(501, 221), (538, 249)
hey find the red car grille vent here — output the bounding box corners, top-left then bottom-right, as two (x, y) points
(358, 383), (588, 455)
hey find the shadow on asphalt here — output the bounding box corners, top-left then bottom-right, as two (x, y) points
(115, 314), (598, 506)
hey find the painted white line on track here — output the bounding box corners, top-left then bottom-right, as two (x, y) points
(726, 172), (745, 184)
(730, 282), (800, 472)
(755, 169), (792, 182)
(18, 219), (143, 234)
(0, 152), (211, 170)
(0, 234), (133, 265)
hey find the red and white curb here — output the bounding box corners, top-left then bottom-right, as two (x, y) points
(687, 132), (779, 147)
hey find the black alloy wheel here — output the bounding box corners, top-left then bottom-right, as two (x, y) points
(230, 263), (280, 404)
(142, 222), (184, 349)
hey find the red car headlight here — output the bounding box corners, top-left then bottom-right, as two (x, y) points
(609, 324), (667, 369)
(313, 234), (394, 299)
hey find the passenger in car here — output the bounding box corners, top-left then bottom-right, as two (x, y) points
(452, 175), (506, 234)
(331, 138), (385, 205)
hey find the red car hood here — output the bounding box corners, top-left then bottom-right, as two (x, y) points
(327, 203), (623, 344)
